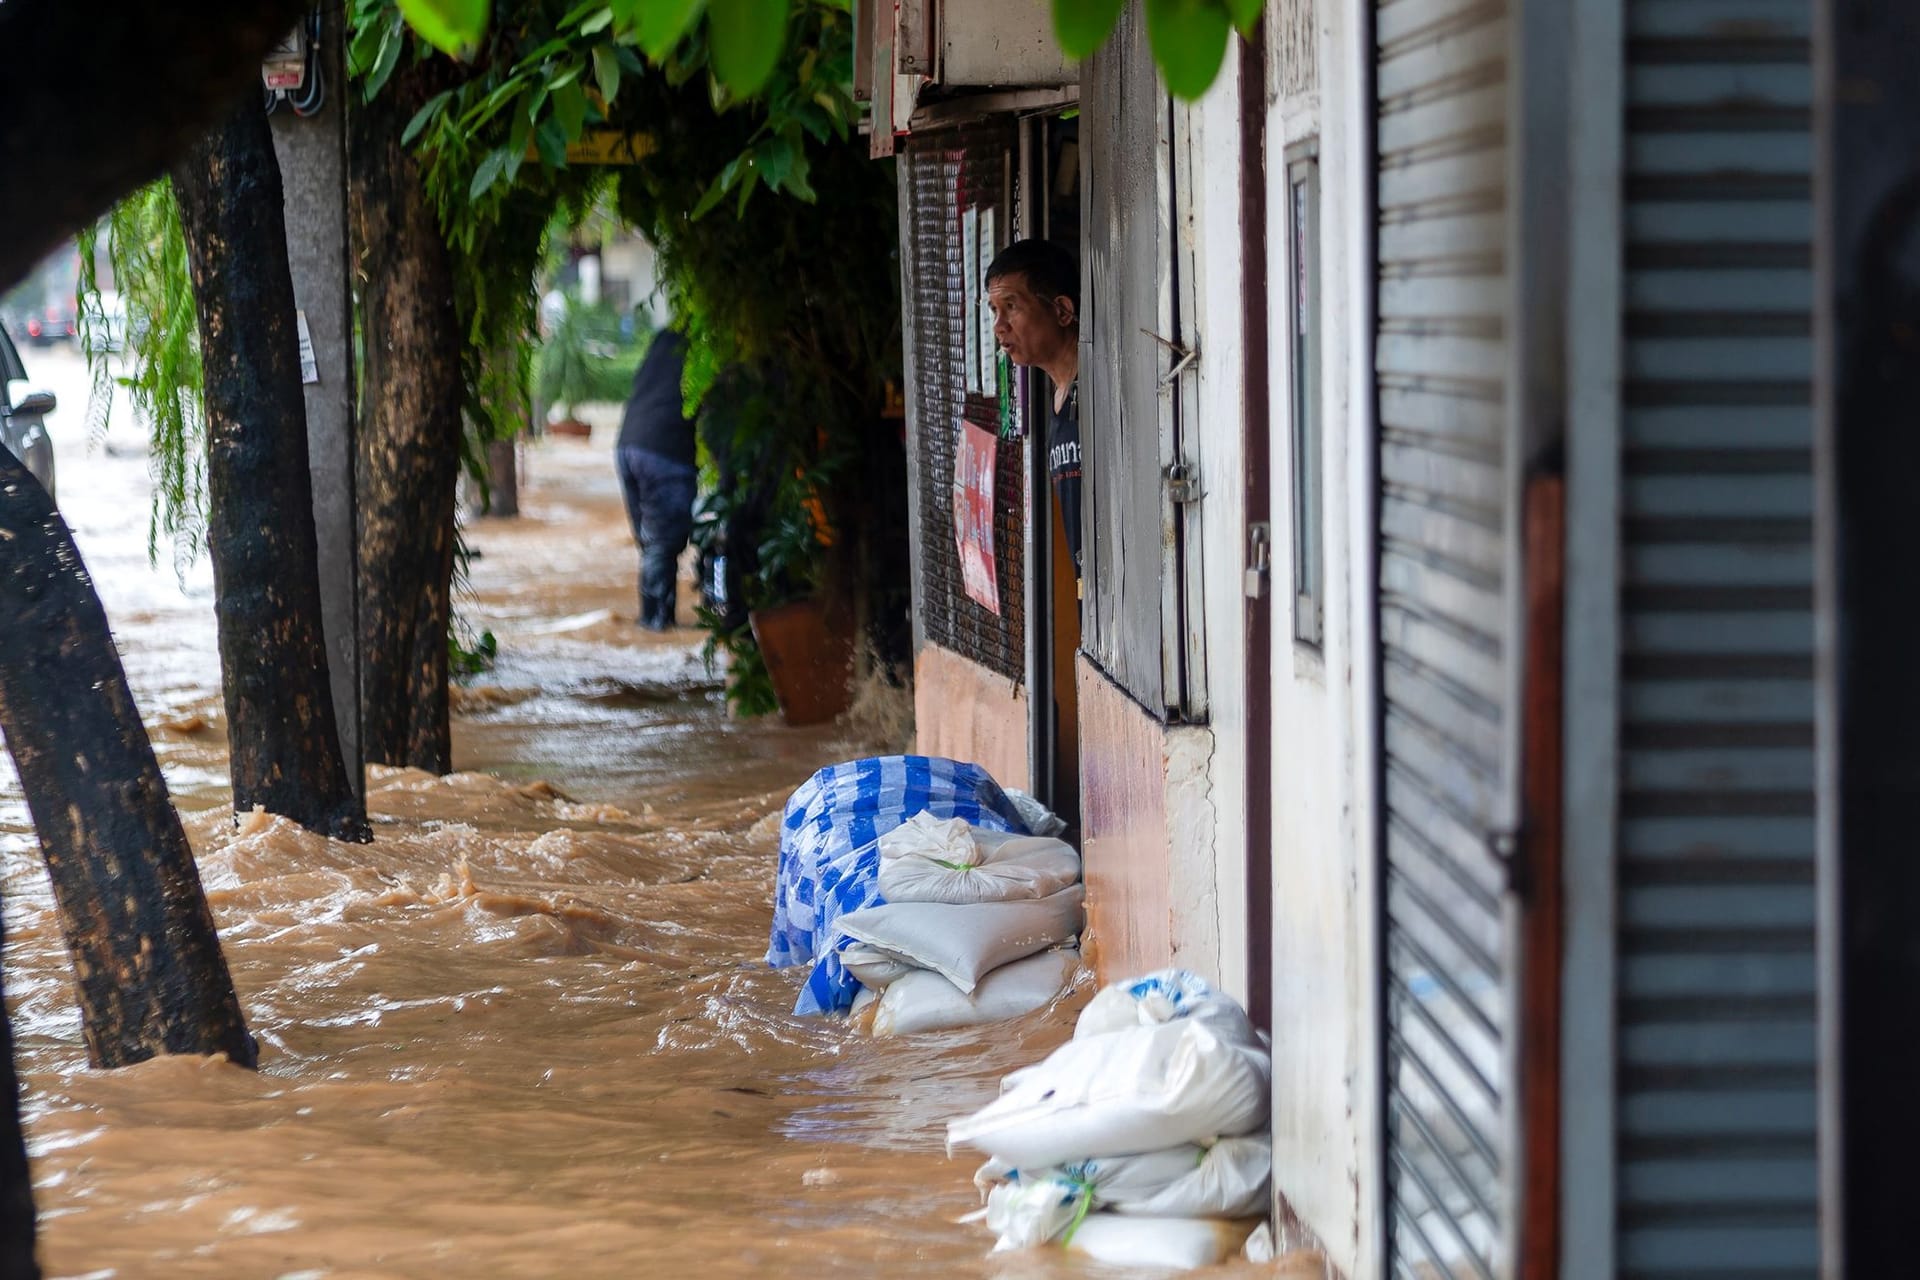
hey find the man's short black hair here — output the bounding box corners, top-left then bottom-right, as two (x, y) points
(985, 238), (1079, 310)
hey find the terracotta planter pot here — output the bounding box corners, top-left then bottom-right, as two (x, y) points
(749, 598), (856, 727)
(548, 417), (592, 439)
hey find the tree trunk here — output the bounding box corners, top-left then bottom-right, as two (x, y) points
(170, 97), (370, 843)
(0, 0), (312, 293)
(0, 450), (256, 1070)
(0, 900), (37, 1280)
(349, 70), (464, 774)
(479, 438), (520, 518)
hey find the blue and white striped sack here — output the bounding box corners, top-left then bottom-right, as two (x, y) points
(769, 756), (1028, 1009)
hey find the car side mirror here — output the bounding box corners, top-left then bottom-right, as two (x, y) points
(13, 390), (55, 417)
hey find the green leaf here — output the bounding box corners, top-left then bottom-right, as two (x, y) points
(369, 16), (406, 98)
(468, 147), (509, 201)
(634, 0), (705, 59)
(536, 118), (569, 168)
(691, 176), (729, 220)
(1224, 0), (1263, 34)
(593, 44), (623, 103)
(735, 166), (761, 216)
(754, 136), (794, 189)
(554, 80), (590, 139)
(396, 0), (489, 59)
(1145, 0), (1230, 99)
(708, 0), (788, 97)
(1052, 0), (1125, 60)
(580, 6), (616, 34)
(401, 90), (451, 146)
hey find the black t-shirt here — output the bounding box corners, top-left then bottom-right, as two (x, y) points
(1048, 378), (1083, 578)
(615, 331), (695, 466)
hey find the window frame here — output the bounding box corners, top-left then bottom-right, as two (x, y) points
(1286, 139), (1324, 649)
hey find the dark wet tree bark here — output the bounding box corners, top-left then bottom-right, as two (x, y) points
(171, 97), (371, 843)
(350, 67), (464, 774)
(0, 0), (311, 293)
(0, 450), (257, 1070)
(0, 904), (36, 1280)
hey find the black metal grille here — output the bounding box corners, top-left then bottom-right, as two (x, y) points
(904, 126), (1025, 683)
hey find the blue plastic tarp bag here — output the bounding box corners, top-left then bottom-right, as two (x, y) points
(769, 755), (1029, 1013)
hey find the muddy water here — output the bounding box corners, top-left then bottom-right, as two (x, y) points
(1, 362), (1263, 1279)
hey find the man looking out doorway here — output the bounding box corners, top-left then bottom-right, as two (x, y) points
(986, 239), (1082, 580)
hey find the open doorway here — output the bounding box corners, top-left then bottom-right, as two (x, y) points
(1020, 111), (1082, 837)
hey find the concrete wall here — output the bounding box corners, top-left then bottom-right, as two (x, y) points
(912, 642), (1030, 793)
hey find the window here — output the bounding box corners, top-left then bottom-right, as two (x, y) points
(1287, 143), (1323, 647)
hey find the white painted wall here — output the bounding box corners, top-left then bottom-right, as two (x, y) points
(1178, 59), (1251, 1007)
(1258, 0), (1382, 1273)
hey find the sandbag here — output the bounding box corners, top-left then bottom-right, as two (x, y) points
(974, 1134), (1271, 1228)
(872, 949), (1076, 1036)
(947, 1017), (1270, 1166)
(839, 942), (915, 990)
(877, 820), (1081, 906)
(835, 885), (1084, 995)
(1064, 1214), (1257, 1271)
(1075, 967), (1261, 1048)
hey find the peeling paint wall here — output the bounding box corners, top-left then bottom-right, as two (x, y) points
(912, 644), (1030, 793)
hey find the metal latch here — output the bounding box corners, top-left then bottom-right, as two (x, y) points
(1244, 521), (1271, 599)
(1165, 462), (1204, 505)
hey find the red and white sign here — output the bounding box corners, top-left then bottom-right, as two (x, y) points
(954, 420), (1000, 614)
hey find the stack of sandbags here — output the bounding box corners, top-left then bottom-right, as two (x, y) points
(947, 970), (1273, 1269)
(834, 812), (1085, 1035)
(767, 756), (1035, 1017)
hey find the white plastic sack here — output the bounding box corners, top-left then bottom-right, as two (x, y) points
(1076, 967), (1261, 1048)
(974, 1134), (1271, 1225)
(839, 942), (915, 990)
(947, 1017), (1271, 1166)
(835, 885), (1084, 995)
(1064, 1215), (1256, 1271)
(873, 949), (1076, 1036)
(1004, 788), (1069, 839)
(878, 829), (1081, 906)
(875, 811), (980, 864)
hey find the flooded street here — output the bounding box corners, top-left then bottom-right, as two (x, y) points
(0, 347), (1253, 1278)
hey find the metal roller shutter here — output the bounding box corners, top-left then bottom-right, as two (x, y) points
(1373, 0), (1513, 1273)
(902, 127), (1026, 681)
(1617, 1), (1818, 1275)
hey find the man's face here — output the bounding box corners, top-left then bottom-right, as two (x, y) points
(987, 272), (1076, 369)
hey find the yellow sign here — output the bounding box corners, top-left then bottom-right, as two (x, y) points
(530, 130), (656, 166)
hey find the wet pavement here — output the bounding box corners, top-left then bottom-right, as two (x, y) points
(0, 347), (1274, 1278)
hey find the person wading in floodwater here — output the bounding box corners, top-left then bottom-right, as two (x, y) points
(615, 327), (698, 630)
(986, 239), (1082, 583)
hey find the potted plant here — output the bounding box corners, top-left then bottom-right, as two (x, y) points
(745, 493), (856, 727)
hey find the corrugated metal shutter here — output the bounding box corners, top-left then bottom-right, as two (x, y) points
(1373, 0), (1513, 1274)
(902, 126), (1027, 682)
(1617, 1), (1817, 1275)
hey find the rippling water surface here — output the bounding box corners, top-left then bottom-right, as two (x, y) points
(1, 353), (1274, 1279)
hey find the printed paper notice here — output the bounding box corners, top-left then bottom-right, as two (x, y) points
(954, 420), (1000, 614)
(295, 310), (319, 385)
(977, 207), (998, 391)
(961, 206), (981, 394)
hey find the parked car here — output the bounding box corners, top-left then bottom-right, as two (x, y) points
(1, 321), (57, 501)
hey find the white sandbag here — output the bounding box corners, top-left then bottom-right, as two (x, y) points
(1064, 1214), (1256, 1271)
(851, 985), (879, 1015)
(947, 1017), (1270, 1166)
(1076, 967), (1261, 1047)
(975, 1148), (1204, 1248)
(835, 885), (1084, 995)
(840, 942), (916, 990)
(873, 949), (1076, 1036)
(974, 1134), (1271, 1224)
(876, 811), (980, 865)
(878, 831), (1081, 906)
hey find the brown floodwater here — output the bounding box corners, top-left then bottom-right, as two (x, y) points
(0, 365), (1272, 1279)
